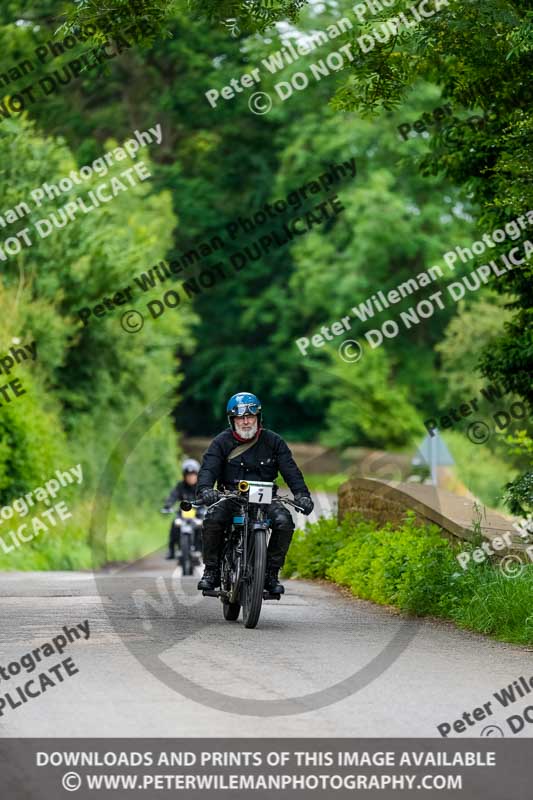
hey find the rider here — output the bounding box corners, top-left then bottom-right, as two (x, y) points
(162, 458), (201, 560)
(196, 392), (314, 595)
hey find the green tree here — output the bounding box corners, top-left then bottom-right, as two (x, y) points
(2, 0), (523, 480)
(0, 114), (197, 501)
(435, 293), (514, 405)
(308, 347), (422, 449)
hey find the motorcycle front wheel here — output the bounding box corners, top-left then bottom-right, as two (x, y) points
(180, 533), (193, 576)
(242, 529), (267, 629)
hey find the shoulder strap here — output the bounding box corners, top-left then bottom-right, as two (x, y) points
(227, 439), (258, 461)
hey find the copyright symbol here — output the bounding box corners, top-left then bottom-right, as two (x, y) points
(338, 339), (363, 364)
(467, 421), (491, 444)
(62, 772), (82, 791)
(499, 555), (525, 580)
(121, 310), (144, 333)
(248, 92), (272, 115)
(480, 725), (504, 737)
(443, 121), (462, 144)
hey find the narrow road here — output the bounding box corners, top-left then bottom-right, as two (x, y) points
(1, 544), (530, 737)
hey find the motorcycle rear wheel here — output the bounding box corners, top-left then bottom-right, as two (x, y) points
(242, 529), (267, 629)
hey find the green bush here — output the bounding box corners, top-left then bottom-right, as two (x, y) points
(0, 117), (195, 571)
(0, 376), (69, 503)
(283, 513), (360, 579)
(451, 567), (533, 644)
(0, 499), (170, 572)
(285, 511), (533, 645)
(327, 512), (460, 616)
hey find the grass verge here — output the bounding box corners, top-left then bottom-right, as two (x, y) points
(283, 511), (533, 645)
(0, 500), (166, 571)
(278, 473), (348, 493)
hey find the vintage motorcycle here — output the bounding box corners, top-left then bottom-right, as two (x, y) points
(181, 480), (304, 629)
(161, 504), (204, 576)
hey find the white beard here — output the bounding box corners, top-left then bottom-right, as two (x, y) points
(234, 418), (258, 439)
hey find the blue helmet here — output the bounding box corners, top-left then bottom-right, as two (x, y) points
(226, 392), (262, 429)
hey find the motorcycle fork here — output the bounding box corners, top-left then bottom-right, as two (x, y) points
(243, 508), (269, 584)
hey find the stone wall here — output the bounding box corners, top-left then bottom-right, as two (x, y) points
(338, 478), (527, 554)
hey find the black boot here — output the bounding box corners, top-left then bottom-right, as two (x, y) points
(198, 523), (223, 590)
(197, 565), (221, 591)
(264, 567), (284, 595)
(165, 549), (175, 560)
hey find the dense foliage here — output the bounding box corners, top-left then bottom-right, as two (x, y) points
(0, 0), (530, 554)
(284, 513), (533, 644)
(0, 115), (196, 566)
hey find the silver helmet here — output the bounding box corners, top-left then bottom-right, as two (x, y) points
(182, 458), (200, 474)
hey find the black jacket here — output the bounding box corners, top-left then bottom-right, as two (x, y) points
(164, 480), (197, 507)
(197, 428), (310, 497)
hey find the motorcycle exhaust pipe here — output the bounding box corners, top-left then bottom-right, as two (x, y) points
(238, 480), (249, 493)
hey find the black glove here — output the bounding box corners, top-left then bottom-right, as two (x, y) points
(199, 488), (219, 506)
(294, 494), (314, 516)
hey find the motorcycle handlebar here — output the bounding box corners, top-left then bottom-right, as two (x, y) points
(180, 492), (305, 513)
(278, 495), (306, 513)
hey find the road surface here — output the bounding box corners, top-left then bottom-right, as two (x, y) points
(1, 533), (531, 738)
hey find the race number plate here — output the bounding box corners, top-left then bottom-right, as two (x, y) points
(247, 481), (273, 505)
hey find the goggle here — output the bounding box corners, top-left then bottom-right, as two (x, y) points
(230, 403), (261, 416)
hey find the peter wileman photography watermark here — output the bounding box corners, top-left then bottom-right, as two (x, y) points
(206, 0), (450, 114)
(465, 403), (531, 444)
(0, 339), (37, 408)
(397, 102), (499, 143)
(295, 210), (533, 358)
(0, 124), (162, 262)
(0, 620), (90, 717)
(344, 238), (531, 353)
(0, 463), (83, 554)
(0, 0), (157, 125)
(205, 16), (353, 110)
(437, 670), (533, 737)
(77, 160), (356, 332)
(423, 383), (530, 445)
(455, 517), (533, 579)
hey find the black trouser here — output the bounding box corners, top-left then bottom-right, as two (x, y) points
(201, 497), (295, 571)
